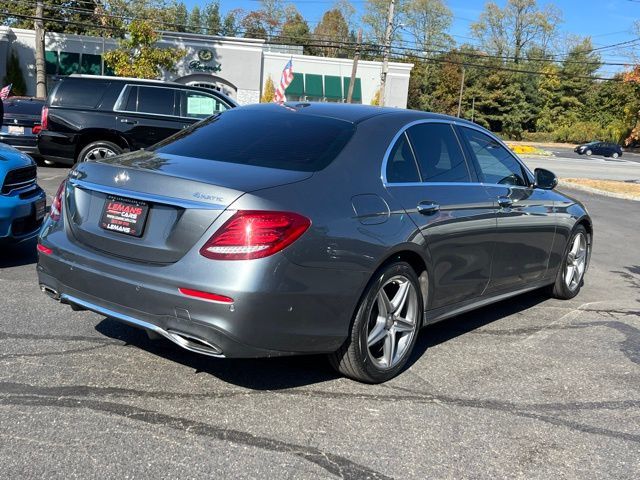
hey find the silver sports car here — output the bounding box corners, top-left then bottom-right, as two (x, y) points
(38, 103), (592, 383)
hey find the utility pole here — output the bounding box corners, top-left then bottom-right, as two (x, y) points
(379, 0), (395, 107)
(456, 66), (465, 117)
(347, 29), (362, 104)
(471, 96), (475, 122)
(34, 0), (47, 98)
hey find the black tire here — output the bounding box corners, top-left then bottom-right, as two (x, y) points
(329, 261), (424, 383)
(549, 225), (589, 300)
(77, 140), (122, 163)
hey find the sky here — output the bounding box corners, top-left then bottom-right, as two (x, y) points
(184, 0), (639, 77)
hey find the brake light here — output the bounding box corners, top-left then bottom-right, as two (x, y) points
(200, 210), (311, 260)
(40, 106), (48, 130)
(32, 125), (42, 135)
(50, 180), (65, 222)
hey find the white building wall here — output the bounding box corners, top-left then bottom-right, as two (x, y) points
(263, 52), (413, 108)
(0, 27), (413, 108)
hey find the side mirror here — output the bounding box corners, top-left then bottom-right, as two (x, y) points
(534, 168), (557, 190)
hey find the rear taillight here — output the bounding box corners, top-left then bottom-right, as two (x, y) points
(40, 106), (48, 130)
(200, 210), (311, 260)
(32, 125), (42, 135)
(49, 180), (65, 222)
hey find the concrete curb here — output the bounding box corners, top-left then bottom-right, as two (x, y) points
(558, 180), (640, 202)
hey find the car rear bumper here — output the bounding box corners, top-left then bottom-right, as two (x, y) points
(37, 130), (76, 164)
(37, 227), (368, 358)
(0, 135), (39, 155)
(0, 186), (46, 243)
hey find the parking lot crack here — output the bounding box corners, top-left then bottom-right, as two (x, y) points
(0, 387), (392, 480)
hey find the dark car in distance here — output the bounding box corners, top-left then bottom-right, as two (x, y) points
(38, 103), (592, 383)
(574, 141), (623, 158)
(0, 97), (45, 156)
(38, 75), (238, 165)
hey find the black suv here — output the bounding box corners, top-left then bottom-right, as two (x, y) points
(38, 75), (238, 164)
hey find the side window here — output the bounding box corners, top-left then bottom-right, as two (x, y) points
(460, 127), (528, 187)
(136, 86), (176, 116)
(406, 123), (471, 183)
(124, 86), (138, 111)
(386, 132), (421, 183)
(180, 90), (229, 119)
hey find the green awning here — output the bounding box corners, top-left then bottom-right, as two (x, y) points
(285, 73), (304, 96)
(343, 77), (362, 101)
(58, 51), (80, 75)
(304, 74), (323, 98)
(324, 75), (342, 100)
(80, 53), (102, 75)
(45, 51), (58, 75)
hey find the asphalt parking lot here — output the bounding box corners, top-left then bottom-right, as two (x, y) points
(1, 163), (639, 479)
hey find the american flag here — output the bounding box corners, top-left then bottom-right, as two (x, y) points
(0, 83), (12, 101)
(274, 59), (294, 103)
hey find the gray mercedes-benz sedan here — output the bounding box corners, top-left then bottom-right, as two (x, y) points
(37, 103), (592, 383)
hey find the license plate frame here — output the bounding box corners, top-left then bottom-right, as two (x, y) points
(100, 195), (149, 237)
(7, 125), (25, 135)
(34, 198), (46, 222)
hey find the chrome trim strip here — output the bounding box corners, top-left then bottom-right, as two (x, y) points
(60, 293), (225, 358)
(68, 178), (227, 210)
(381, 118), (535, 187)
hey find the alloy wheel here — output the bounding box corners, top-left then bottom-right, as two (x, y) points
(83, 146), (117, 162)
(366, 275), (419, 369)
(565, 232), (587, 291)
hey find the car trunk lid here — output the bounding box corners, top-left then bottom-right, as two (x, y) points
(65, 150), (312, 263)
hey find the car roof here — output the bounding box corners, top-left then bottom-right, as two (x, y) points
(67, 74), (188, 87)
(3, 96), (45, 103)
(240, 102), (471, 126)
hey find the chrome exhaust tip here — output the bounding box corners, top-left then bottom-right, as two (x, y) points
(40, 284), (60, 301)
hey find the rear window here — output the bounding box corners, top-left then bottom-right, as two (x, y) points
(3, 99), (45, 115)
(152, 109), (356, 172)
(51, 79), (110, 108)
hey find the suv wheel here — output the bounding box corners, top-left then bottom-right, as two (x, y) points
(330, 261), (423, 383)
(78, 141), (122, 163)
(612, 152), (619, 159)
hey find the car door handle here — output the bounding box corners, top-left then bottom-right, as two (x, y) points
(120, 118), (138, 125)
(417, 201), (440, 215)
(497, 196), (513, 208)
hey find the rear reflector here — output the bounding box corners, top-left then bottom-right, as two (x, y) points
(200, 210), (311, 260)
(179, 288), (234, 304)
(37, 244), (52, 255)
(32, 125), (42, 135)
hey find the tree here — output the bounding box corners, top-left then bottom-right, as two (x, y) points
(279, 6), (312, 53)
(222, 9), (241, 37)
(241, 11), (269, 39)
(404, 0), (453, 52)
(313, 9), (350, 57)
(103, 20), (186, 79)
(471, 0), (561, 63)
(204, 1), (222, 36)
(362, 0), (405, 47)
(261, 76), (276, 102)
(260, 0), (286, 38)
(188, 6), (202, 34)
(174, 2), (188, 32)
(3, 50), (27, 97)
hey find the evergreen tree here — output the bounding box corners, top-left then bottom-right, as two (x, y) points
(175, 2), (188, 32)
(204, 1), (222, 36)
(2, 50), (27, 96)
(188, 6), (202, 34)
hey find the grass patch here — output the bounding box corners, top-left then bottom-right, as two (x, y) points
(562, 178), (640, 199)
